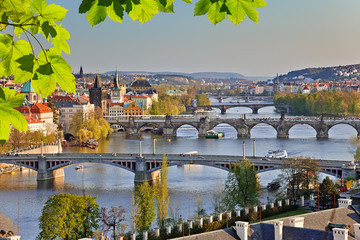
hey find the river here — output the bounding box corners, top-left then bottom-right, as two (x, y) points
(0, 99), (357, 239)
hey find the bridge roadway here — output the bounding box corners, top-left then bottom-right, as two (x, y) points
(186, 103), (281, 114)
(0, 153), (356, 184)
(105, 115), (360, 139)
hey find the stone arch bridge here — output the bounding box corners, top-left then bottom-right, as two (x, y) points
(186, 103), (286, 114)
(105, 115), (360, 139)
(0, 153), (355, 184)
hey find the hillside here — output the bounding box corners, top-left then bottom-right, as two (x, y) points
(277, 64), (360, 82)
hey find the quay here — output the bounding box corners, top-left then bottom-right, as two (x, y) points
(0, 153), (356, 184)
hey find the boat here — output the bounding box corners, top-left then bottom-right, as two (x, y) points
(265, 149), (288, 158)
(75, 165), (83, 171)
(205, 130), (224, 139)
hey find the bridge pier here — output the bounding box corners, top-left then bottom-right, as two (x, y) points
(37, 156), (64, 181)
(237, 125), (250, 138)
(162, 115), (176, 138)
(220, 106), (227, 114)
(252, 107), (259, 114)
(277, 124), (289, 139)
(134, 157), (157, 185)
(198, 117), (210, 137)
(316, 125), (329, 139)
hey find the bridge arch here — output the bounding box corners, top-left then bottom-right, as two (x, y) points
(109, 122), (129, 132)
(328, 122), (358, 138)
(0, 161), (38, 171)
(48, 160), (136, 173)
(174, 123), (199, 137)
(249, 122), (278, 138)
(288, 123), (317, 138)
(211, 122), (238, 137)
(137, 122), (162, 134)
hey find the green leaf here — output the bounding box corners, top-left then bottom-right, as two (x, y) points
(42, 21), (57, 39)
(0, 34), (33, 77)
(241, 0), (258, 23)
(225, 0), (246, 25)
(207, 0), (225, 25)
(157, 0), (174, 13)
(79, 0), (96, 13)
(29, 17), (40, 35)
(42, 3), (68, 22)
(128, 0), (159, 24)
(0, 87), (28, 143)
(31, 0), (47, 15)
(14, 54), (35, 83)
(243, 0), (266, 8)
(86, 0), (107, 27)
(51, 24), (71, 55)
(106, 1), (124, 23)
(182, 0), (192, 3)
(0, 87), (26, 107)
(98, 0), (113, 7)
(32, 50), (75, 97)
(194, 0), (211, 16)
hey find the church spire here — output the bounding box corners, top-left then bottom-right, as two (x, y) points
(94, 74), (102, 88)
(79, 66), (83, 78)
(113, 67), (120, 89)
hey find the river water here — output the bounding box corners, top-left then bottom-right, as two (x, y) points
(0, 99), (357, 239)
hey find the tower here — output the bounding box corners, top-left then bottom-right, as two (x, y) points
(274, 73), (280, 94)
(21, 80), (41, 104)
(89, 74), (108, 115)
(111, 68), (123, 103)
(79, 66), (83, 79)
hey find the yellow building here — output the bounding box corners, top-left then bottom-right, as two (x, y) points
(124, 102), (144, 115)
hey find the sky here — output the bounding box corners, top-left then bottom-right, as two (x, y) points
(55, 0), (360, 77)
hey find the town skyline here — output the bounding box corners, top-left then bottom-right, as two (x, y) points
(57, 0), (360, 77)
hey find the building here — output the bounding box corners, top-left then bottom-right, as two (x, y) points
(165, 89), (186, 96)
(125, 95), (152, 110)
(130, 77), (151, 92)
(55, 101), (94, 133)
(110, 71), (126, 103)
(89, 74), (107, 115)
(123, 102), (143, 115)
(15, 101), (55, 133)
(108, 102), (124, 117)
(21, 80), (41, 104)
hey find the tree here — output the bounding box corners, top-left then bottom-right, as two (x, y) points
(98, 206), (126, 240)
(195, 193), (206, 218)
(279, 157), (319, 203)
(133, 182), (156, 232)
(319, 176), (338, 209)
(0, 0), (266, 144)
(211, 177), (225, 214)
(223, 159), (259, 210)
(0, 213), (17, 235)
(38, 193), (99, 240)
(155, 154), (170, 227)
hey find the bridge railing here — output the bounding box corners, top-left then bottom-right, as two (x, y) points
(104, 115), (200, 121)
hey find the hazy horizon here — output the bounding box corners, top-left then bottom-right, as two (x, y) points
(55, 1), (360, 76)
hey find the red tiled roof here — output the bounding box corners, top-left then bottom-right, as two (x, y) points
(109, 102), (124, 107)
(24, 116), (43, 124)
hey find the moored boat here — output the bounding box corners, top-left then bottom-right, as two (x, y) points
(205, 130), (224, 139)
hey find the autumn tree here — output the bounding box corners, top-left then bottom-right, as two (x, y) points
(155, 154), (170, 227)
(0, 213), (17, 235)
(134, 182), (156, 232)
(279, 157), (319, 203)
(211, 177), (225, 214)
(223, 159), (259, 210)
(38, 193), (99, 240)
(98, 206), (126, 240)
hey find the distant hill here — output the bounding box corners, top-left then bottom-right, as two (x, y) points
(103, 71), (270, 81)
(276, 64), (360, 82)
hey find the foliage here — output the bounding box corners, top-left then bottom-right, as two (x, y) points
(0, 213), (17, 235)
(195, 193), (206, 218)
(134, 181), (156, 231)
(274, 91), (360, 116)
(70, 112), (113, 141)
(98, 206), (126, 240)
(319, 176), (339, 209)
(37, 193), (99, 240)
(223, 159), (259, 210)
(279, 157), (319, 203)
(79, 0), (266, 26)
(0, 88), (28, 144)
(211, 177), (225, 214)
(155, 154), (170, 227)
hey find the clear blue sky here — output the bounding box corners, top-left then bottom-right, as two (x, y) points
(56, 0), (360, 76)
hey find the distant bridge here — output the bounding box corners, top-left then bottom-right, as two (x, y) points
(185, 103), (291, 114)
(0, 153), (355, 183)
(104, 115), (360, 139)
